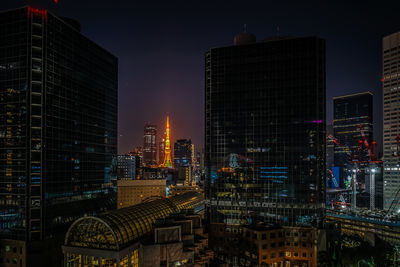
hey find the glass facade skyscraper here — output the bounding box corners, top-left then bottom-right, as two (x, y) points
(205, 34), (326, 226)
(0, 6), (117, 266)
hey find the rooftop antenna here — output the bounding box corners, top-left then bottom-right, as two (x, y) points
(243, 24), (247, 33)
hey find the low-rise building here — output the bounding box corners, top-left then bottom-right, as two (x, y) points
(117, 179), (166, 208)
(209, 222), (318, 267)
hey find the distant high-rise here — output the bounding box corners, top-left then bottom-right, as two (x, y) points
(174, 139), (193, 168)
(143, 123), (157, 166)
(205, 33), (326, 226)
(117, 154), (136, 179)
(158, 137), (165, 165)
(0, 6), (117, 266)
(161, 115), (173, 168)
(333, 92), (373, 186)
(383, 32), (400, 210)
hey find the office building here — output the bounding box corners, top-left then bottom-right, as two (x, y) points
(143, 123), (157, 167)
(383, 32), (400, 211)
(191, 143), (196, 168)
(333, 92), (373, 187)
(131, 147), (143, 178)
(117, 154), (136, 179)
(158, 136), (165, 165)
(174, 139), (193, 168)
(62, 192), (207, 267)
(177, 165), (193, 186)
(0, 6), (118, 267)
(205, 33), (326, 226)
(117, 179), (166, 208)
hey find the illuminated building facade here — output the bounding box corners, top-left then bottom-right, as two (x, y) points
(209, 222), (318, 267)
(0, 6), (117, 267)
(333, 92), (373, 186)
(326, 212), (400, 246)
(177, 166), (193, 186)
(174, 139), (193, 168)
(143, 123), (157, 166)
(161, 115), (173, 168)
(117, 179), (166, 208)
(205, 34), (326, 226)
(382, 32), (400, 211)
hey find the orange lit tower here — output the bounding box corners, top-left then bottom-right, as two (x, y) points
(162, 115), (173, 168)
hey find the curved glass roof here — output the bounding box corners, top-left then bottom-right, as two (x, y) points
(64, 191), (204, 250)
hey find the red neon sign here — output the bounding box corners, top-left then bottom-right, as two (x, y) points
(27, 6), (48, 21)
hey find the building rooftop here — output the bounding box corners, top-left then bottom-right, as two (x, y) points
(64, 191), (204, 250)
(333, 91), (373, 100)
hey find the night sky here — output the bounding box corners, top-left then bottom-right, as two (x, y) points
(3, 0), (400, 154)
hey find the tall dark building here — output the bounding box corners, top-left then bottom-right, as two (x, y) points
(174, 139), (193, 168)
(117, 154), (136, 179)
(333, 92), (373, 186)
(0, 6), (117, 266)
(143, 123), (157, 166)
(205, 33), (326, 226)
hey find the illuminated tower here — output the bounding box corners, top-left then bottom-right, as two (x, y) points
(162, 115), (173, 168)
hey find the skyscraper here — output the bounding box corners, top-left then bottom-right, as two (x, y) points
(0, 6), (117, 266)
(383, 32), (400, 211)
(117, 154), (136, 179)
(143, 123), (157, 166)
(174, 139), (193, 168)
(205, 33), (326, 226)
(333, 92), (373, 186)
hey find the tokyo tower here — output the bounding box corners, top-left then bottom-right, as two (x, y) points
(162, 115), (173, 168)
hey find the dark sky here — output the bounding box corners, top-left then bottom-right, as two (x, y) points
(3, 0), (400, 154)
